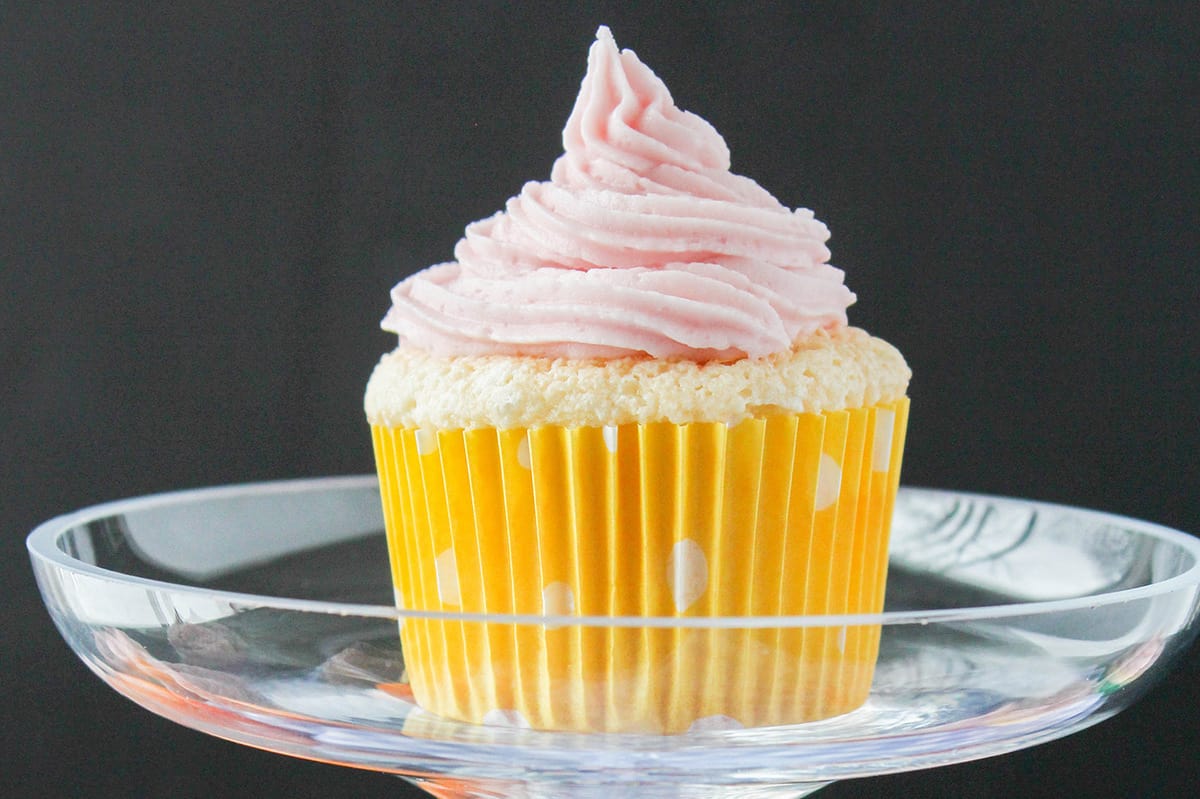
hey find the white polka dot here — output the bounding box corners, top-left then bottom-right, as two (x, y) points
(482, 708), (531, 728)
(688, 714), (744, 733)
(415, 428), (438, 455)
(815, 453), (842, 511)
(516, 437), (532, 469)
(434, 548), (460, 606)
(666, 539), (708, 612)
(541, 581), (575, 616)
(602, 424), (619, 453)
(836, 625), (847, 654)
(872, 409), (895, 472)
(401, 706), (434, 733)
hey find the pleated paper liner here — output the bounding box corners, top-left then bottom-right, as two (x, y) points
(372, 397), (909, 734)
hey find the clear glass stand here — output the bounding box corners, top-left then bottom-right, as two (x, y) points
(28, 476), (1200, 798)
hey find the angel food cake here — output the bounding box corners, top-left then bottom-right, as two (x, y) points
(367, 26), (910, 733)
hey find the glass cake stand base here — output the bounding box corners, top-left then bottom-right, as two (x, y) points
(28, 477), (1200, 798)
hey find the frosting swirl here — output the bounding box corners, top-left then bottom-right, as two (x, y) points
(383, 26), (855, 361)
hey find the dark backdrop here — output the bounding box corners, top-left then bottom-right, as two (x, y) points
(4, 3), (1198, 797)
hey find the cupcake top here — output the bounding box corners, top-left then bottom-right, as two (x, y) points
(367, 27), (909, 429)
(380, 26), (855, 362)
(367, 326), (908, 429)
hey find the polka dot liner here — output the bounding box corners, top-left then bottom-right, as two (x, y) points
(372, 397), (909, 733)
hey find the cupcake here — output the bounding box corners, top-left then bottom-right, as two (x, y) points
(366, 26), (910, 733)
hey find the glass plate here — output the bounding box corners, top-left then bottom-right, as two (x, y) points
(28, 477), (1200, 798)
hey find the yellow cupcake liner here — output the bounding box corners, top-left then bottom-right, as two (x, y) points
(372, 397), (908, 733)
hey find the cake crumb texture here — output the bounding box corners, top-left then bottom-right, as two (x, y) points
(365, 327), (910, 429)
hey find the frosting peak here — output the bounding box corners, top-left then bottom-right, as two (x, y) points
(556, 25), (731, 185)
(383, 26), (855, 361)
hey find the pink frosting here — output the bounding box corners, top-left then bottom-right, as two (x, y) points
(382, 26), (855, 361)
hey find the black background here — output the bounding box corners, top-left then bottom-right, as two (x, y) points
(4, 3), (1198, 797)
